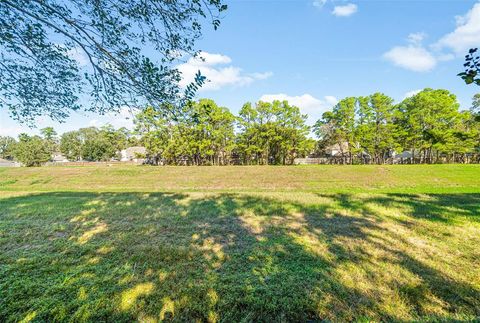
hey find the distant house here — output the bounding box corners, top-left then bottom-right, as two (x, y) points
(120, 146), (146, 162)
(51, 153), (69, 163)
(0, 158), (21, 167)
(394, 151), (413, 159)
(392, 151), (413, 163)
(325, 142), (349, 156)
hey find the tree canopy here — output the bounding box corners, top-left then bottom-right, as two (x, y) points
(4, 90), (480, 166)
(13, 134), (51, 166)
(315, 89), (479, 164)
(0, 136), (17, 160)
(459, 48), (480, 86)
(0, 0), (227, 123)
(60, 126), (132, 161)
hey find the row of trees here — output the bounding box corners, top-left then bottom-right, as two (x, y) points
(135, 89), (480, 165)
(60, 126), (139, 161)
(1, 89), (479, 166)
(1, 128), (59, 166)
(0, 126), (139, 166)
(134, 99), (313, 165)
(315, 90), (480, 164)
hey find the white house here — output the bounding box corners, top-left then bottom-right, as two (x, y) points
(325, 142), (349, 156)
(51, 153), (69, 163)
(119, 146), (146, 162)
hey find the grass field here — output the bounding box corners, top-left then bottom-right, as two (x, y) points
(1, 165), (479, 322)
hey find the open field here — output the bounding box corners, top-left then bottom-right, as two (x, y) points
(1, 164), (480, 193)
(1, 165), (480, 321)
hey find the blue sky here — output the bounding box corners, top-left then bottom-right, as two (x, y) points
(1, 0), (480, 136)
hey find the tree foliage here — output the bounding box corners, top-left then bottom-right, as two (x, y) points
(60, 126), (129, 161)
(134, 99), (236, 165)
(459, 48), (480, 86)
(0, 136), (17, 160)
(13, 134), (51, 166)
(6, 91), (480, 166)
(315, 89), (479, 164)
(0, 0), (226, 122)
(235, 100), (313, 165)
(472, 93), (480, 114)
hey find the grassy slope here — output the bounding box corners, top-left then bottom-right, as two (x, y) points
(0, 165), (479, 322)
(1, 164), (480, 193)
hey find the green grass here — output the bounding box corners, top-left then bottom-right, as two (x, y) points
(1, 165), (480, 322)
(1, 164), (480, 193)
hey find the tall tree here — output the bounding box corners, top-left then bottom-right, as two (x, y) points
(0, 0), (227, 123)
(40, 127), (58, 154)
(315, 97), (357, 163)
(13, 134), (51, 166)
(134, 106), (173, 165)
(359, 93), (398, 164)
(60, 130), (83, 161)
(185, 99), (235, 165)
(236, 100), (311, 165)
(236, 102), (263, 165)
(397, 89), (462, 163)
(0, 136), (17, 160)
(135, 100), (235, 165)
(60, 126), (121, 161)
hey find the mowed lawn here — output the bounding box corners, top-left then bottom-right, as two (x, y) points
(1, 165), (479, 322)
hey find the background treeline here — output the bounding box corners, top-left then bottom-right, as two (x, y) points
(314, 89), (480, 164)
(0, 126), (139, 166)
(136, 99), (313, 165)
(1, 89), (479, 166)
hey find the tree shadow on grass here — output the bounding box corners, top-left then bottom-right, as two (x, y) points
(0, 192), (479, 322)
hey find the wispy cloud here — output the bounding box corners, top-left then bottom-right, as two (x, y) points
(314, 0), (358, 17)
(332, 4), (358, 17)
(66, 47), (89, 66)
(312, 0), (327, 8)
(403, 89), (422, 100)
(384, 38), (437, 72)
(178, 52), (272, 91)
(384, 2), (480, 72)
(435, 2), (480, 54)
(259, 93), (338, 124)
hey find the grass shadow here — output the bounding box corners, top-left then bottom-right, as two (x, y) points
(0, 191), (479, 321)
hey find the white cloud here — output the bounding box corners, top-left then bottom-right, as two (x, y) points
(436, 3), (480, 54)
(437, 53), (455, 62)
(87, 106), (138, 130)
(332, 4), (358, 17)
(313, 0), (327, 8)
(314, 0), (358, 17)
(385, 2), (480, 72)
(0, 125), (28, 137)
(403, 89), (422, 100)
(259, 93), (338, 124)
(88, 119), (101, 127)
(191, 52), (232, 66)
(251, 72), (274, 80)
(407, 32), (427, 46)
(178, 51), (272, 91)
(66, 47), (89, 66)
(383, 45), (437, 72)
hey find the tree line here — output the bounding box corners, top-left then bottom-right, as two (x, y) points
(314, 89), (480, 164)
(1, 89), (479, 166)
(135, 99), (313, 165)
(0, 126), (139, 166)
